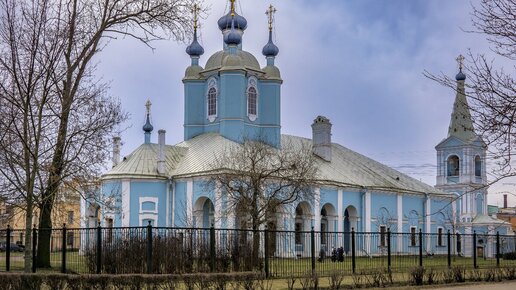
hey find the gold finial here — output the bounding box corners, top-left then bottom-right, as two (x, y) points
(265, 4), (277, 32)
(191, 3), (200, 30)
(145, 99), (152, 115)
(230, 0), (236, 17)
(456, 54), (465, 71)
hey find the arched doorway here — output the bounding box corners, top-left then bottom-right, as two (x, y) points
(193, 197), (215, 228)
(344, 205), (358, 253)
(321, 203), (337, 251)
(456, 232), (462, 255)
(295, 202), (313, 255)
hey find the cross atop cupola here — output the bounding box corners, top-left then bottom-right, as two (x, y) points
(456, 54), (465, 72)
(230, 0), (236, 16)
(266, 4), (277, 32)
(192, 3), (200, 30)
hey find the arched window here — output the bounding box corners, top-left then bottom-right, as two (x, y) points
(247, 87), (257, 116)
(207, 87), (217, 117)
(475, 155), (481, 177)
(447, 155), (460, 176)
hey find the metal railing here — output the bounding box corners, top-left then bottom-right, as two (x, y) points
(1, 225), (515, 277)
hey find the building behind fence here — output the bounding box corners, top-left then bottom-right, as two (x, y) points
(1, 225), (515, 277)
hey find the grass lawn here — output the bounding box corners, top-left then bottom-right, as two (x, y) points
(1, 251), (515, 278)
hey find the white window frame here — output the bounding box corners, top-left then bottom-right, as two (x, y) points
(206, 77), (218, 122)
(410, 226), (417, 247)
(379, 225), (387, 247)
(437, 227), (444, 247)
(139, 197), (158, 226)
(246, 77), (258, 121)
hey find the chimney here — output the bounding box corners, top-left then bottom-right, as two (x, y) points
(112, 136), (121, 167)
(504, 194), (508, 209)
(311, 116), (332, 162)
(157, 129), (166, 174)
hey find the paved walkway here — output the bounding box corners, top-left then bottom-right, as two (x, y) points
(433, 281), (516, 289)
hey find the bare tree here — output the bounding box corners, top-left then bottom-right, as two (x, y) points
(426, 0), (516, 184)
(209, 137), (318, 267)
(0, 0), (200, 269)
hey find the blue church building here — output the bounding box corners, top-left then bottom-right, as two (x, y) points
(82, 2), (512, 258)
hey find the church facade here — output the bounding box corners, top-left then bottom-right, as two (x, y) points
(82, 2), (512, 258)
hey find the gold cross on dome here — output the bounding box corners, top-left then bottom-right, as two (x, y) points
(191, 3), (200, 29)
(145, 99), (152, 114)
(230, 0), (236, 17)
(456, 54), (465, 71)
(266, 4), (277, 32)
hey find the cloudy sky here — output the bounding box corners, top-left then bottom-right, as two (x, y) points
(96, 0), (514, 207)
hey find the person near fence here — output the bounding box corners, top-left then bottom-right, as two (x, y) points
(318, 247), (326, 262)
(331, 247), (337, 262)
(337, 246), (344, 262)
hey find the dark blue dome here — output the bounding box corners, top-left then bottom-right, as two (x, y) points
(224, 19), (241, 46)
(456, 71), (466, 81)
(218, 12), (247, 31)
(186, 31), (204, 57)
(143, 115), (153, 133)
(262, 31), (279, 57)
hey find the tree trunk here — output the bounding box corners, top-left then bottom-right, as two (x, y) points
(23, 202), (33, 273)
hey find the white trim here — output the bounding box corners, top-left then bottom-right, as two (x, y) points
(337, 189), (343, 232)
(121, 180), (130, 227)
(314, 187), (321, 232)
(214, 180), (222, 228)
(364, 191), (371, 232)
(139, 213), (158, 226)
(171, 181), (176, 227)
(187, 179), (193, 223)
(425, 195), (431, 252)
(246, 76), (258, 121)
(166, 181), (170, 227)
(139, 197), (158, 214)
(397, 193), (403, 252)
(206, 77), (218, 122)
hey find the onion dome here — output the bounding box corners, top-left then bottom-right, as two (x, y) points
(218, 12), (247, 31)
(262, 31), (279, 57)
(143, 114), (153, 133)
(186, 30), (204, 57)
(455, 70), (466, 81)
(224, 18), (241, 46)
(143, 99), (153, 133)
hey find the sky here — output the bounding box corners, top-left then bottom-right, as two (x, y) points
(95, 0), (514, 208)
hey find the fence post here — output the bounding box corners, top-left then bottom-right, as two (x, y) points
(419, 229), (423, 267)
(96, 222), (102, 274)
(146, 221), (153, 274)
(496, 231), (500, 267)
(447, 230), (451, 268)
(387, 228), (391, 271)
(210, 224), (216, 273)
(6, 225), (11, 272)
(264, 225), (269, 278)
(32, 225), (37, 273)
(310, 226), (315, 275)
(62, 223), (67, 273)
(351, 227), (356, 274)
(473, 231), (477, 269)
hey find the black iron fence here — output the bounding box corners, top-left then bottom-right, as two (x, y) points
(1, 225), (515, 277)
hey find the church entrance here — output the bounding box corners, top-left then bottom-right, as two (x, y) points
(344, 206), (358, 254)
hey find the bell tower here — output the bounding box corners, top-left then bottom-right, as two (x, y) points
(435, 55), (487, 223)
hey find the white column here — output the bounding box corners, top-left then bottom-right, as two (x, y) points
(314, 187), (321, 254)
(425, 194), (432, 252)
(337, 189), (344, 248)
(214, 181), (222, 228)
(364, 191), (371, 254)
(121, 180), (130, 227)
(337, 189), (343, 232)
(314, 187), (321, 231)
(364, 191), (371, 232)
(186, 179), (193, 225)
(171, 182), (176, 226)
(397, 193), (403, 253)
